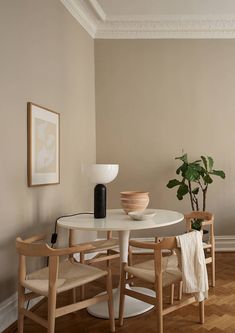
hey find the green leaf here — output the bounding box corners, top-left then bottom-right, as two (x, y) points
(192, 187), (199, 195)
(167, 179), (181, 188)
(191, 218), (203, 231)
(210, 170), (226, 179)
(185, 166), (200, 181)
(177, 183), (188, 200)
(191, 163), (203, 172)
(176, 163), (188, 176)
(176, 165), (182, 175)
(201, 156), (208, 171)
(207, 156), (214, 171)
(204, 174), (213, 184)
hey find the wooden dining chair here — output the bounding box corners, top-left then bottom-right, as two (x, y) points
(185, 211), (215, 287)
(119, 237), (205, 333)
(16, 234), (115, 333)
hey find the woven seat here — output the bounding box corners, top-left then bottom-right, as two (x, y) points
(23, 261), (107, 297)
(124, 256), (181, 285)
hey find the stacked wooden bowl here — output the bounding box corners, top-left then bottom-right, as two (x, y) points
(120, 191), (149, 214)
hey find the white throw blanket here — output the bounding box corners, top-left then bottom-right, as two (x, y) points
(176, 230), (209, 302)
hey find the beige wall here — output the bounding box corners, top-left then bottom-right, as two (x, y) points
(1, 0), (235, 308)
(95, 39), (234, 237)
(0, 0), (96, 302)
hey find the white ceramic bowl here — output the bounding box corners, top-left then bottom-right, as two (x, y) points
(128, 209), (157, 221)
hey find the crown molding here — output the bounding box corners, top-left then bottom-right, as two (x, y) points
(61, 0), (96, 38)
(61, 1), (235, 39)
(88, 0), (106, 22)
(96, 15), (235, 39)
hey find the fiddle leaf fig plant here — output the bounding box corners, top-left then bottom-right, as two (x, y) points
(167, 153), (225, 229)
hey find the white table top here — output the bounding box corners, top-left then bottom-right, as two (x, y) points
(57, 209), (183, 231)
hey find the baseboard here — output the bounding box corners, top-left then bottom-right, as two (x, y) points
(0, 292), (43, 333)
(215, 235), (235, 252)
(0, 293), (17, 332)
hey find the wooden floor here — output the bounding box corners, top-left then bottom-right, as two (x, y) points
(7, 252), (235, 333)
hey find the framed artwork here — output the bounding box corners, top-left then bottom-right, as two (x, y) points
(27, 102), (60, 186)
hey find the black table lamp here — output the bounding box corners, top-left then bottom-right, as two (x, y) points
(89, 164), (119, 218)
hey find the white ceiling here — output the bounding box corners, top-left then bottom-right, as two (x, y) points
(61, 0), (235, 38)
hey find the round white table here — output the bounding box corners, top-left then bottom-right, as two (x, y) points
(57, 209), (183, 319)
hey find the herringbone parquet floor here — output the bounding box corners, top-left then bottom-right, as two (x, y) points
(6, 252), (235, 333)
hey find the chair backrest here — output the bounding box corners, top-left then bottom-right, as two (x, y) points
(184, 211), (214, 244)
(185, 211), (214, 225)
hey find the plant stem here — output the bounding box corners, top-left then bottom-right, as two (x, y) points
(193, 194), (199, 211)
(202, 185), (208, 211)
(198, 179), (204, 192)
(188, 180), (195, 211)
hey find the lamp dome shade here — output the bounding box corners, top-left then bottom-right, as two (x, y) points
(89, 164), (119, 184)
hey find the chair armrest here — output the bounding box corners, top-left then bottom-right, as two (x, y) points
(51, 243), (96, 256)
(21, 234), (47, 244)
(16, 237), (95, 257)
(129, 240), (156, 250)
(130, 238), (177, 251)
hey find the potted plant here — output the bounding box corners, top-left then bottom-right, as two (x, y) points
(167, 153), (225, 230)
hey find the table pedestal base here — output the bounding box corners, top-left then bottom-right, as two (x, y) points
(87, 286), (155, 319)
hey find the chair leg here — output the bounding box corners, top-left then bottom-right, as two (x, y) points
(155, 281), (163, 333)
(72, 288), (77, 303)
(18, 285), (25, 333)
(80, 286), (85, 301)
(128, 246), (134, 286)
(107, 268), (115, 332)
(80, 252), (85, 300)
(178, 281), (183, 300)
(119, 263), (126, 327)
(211, 251), (215, 287)
(199, 300), (205, 324)
(47, 290), (57, 333)
(170, 284), (174, 304)
(107, 250), (111, 268)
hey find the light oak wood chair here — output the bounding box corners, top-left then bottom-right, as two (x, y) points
(185, 211), (215, 287)
(119, 237), (205, 333)
(16, 234), (115, 333)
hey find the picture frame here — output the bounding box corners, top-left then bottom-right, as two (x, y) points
(27, 102), (60, 186)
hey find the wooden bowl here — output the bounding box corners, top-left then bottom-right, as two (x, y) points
(120, 191), (149, 214)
